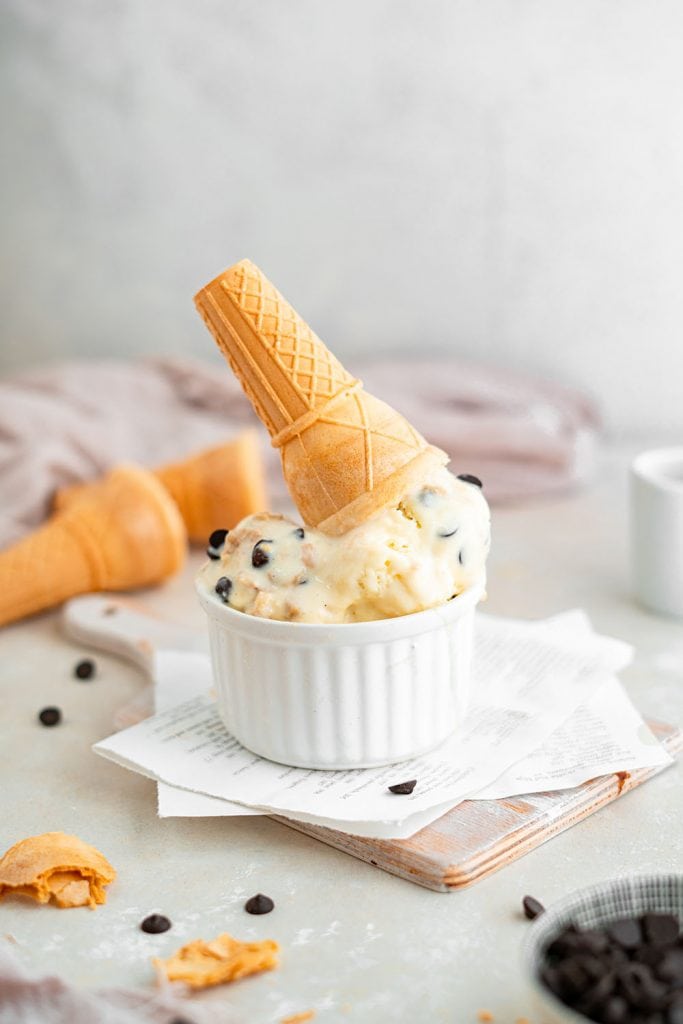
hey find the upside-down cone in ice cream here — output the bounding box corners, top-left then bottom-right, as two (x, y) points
(55, 431), (267, 544)
(194, 260), (448, 535)
(0, 465), (186, 627)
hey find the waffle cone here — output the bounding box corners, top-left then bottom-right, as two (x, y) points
(55, 432), (267, 544)
(0, 465), (186, 627)
(194, 260), (447, 534)
(155, 431), (267, 542)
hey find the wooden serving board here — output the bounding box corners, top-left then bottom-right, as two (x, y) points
(63, 596), (682, 894)
(274, 721), (682, 891)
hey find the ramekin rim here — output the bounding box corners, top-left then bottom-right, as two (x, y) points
(195, 573), (486, 639)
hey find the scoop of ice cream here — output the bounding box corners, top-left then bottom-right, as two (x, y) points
(198, 468), (490, 624)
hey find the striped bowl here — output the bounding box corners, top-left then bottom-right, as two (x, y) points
(522, 874), (683, 1023)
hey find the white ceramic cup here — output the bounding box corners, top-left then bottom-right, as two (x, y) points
(630, 447), (683, 619)
(196, 577), (485, 769)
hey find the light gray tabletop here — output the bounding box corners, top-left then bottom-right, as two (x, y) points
(1, 447), (682, 1022)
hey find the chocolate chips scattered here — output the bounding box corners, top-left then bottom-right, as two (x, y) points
(215, 577), (232, 601)
(252, 540), (272, 568)
(540, 912), (683, 1023)
(293, 527), (305, 539)
(523, 895), (545, 920)
(438, 527), (458, 538)
(38, 706), (61, 727)
(140, 913), (172, 934)
(74, 658), (95, 680)
(245, 893), (274, 915)
(207, 528), (229, 560)
(457, 473), (483, 488)
(388, 779), (417, 795)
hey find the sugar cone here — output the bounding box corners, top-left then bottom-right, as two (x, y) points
(0, 465), (186, 628)
(55, 431), (268, 544)
(194, 260), (448, 534)
(155, 431), (267, 541)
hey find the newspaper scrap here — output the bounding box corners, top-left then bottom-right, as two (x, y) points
(93, 612), (671, 839)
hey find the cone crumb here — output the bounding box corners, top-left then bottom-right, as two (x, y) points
(153, 932), (278, 989)
(0, 832), (115, 909)
(281, 1013), (315, 1024)
(477, 1013), (494, 1022)
(515, 1018), (531, 1024)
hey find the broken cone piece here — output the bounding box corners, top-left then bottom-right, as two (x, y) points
(154, 932), (279, 989)
(55, 431), (267, 545)
(194, 260), (448, 535)
(0, 464), (186, 627)
(0, 832), (116, 908)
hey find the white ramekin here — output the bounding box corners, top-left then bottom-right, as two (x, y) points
(195, 577), (485, 769)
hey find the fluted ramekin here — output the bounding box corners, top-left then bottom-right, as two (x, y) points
(195, 577), (485, 769)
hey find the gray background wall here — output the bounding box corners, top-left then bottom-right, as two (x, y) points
(2, 0), (682, 436)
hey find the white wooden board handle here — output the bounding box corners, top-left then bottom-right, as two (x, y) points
(61, 594), (208, 675)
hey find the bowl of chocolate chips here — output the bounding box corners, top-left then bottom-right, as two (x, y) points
(522, 875), (683, 1024)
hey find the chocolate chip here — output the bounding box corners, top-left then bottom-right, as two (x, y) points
(656, 948), (683, 983)
(293, 527), (305, 539)
(74, 658), (95, 680)
(603, 995), (630, 1023)
(617, 962), (667, 1011)
(207, 528), (229, 560)
(457, 473), (483, 488)
(643, 913), (680, 947)
(609, 917), (643, 950)
(458, 549), (465, 565)
(438, 528), (458, 538)
(245, 893), (274, 915)
(140, 913), (171, 934)
(579, 929), (611, 956)
(578, 970), (617, 1015)
(38, 707), (61, 727)
(522, 895), (545, 920)
(215, 577), (232, 601)
(388, 780), (417, 795)
(635, 944), (666, 967)
(252, 540), (272, 568)
(209, 528), (228, 549)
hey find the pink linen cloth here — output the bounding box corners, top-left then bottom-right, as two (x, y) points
(0, 946), (241, 1024)
(0, 357), (599, 548)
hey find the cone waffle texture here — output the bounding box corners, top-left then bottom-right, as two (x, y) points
(0, 465), (186, 627)
(194, 260), (447, 534)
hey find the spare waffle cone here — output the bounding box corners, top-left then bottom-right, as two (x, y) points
(194, 259), (448, 534)
(0, 465), (186, 628)
(155, 430), (267, 541)
(55, 431), (267, 544)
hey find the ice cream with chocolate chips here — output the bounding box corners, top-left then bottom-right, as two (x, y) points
(200, 465), (489, 623)
(194, 260), (490, 624)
